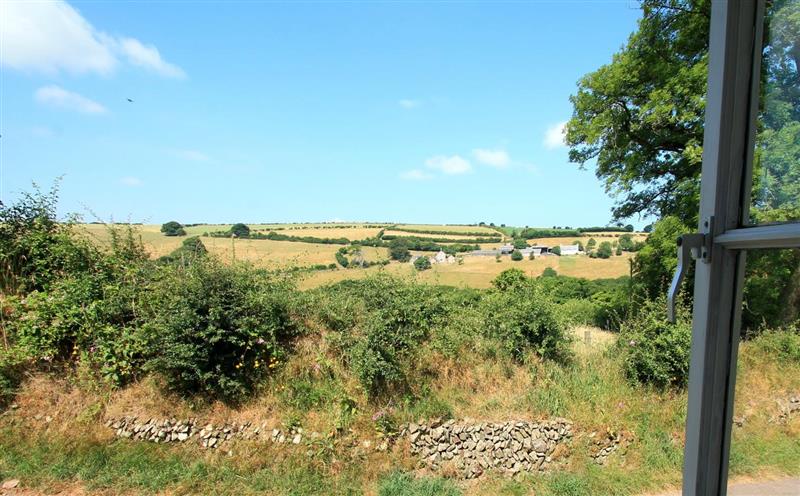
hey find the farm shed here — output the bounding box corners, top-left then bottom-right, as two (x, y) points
(559, 244), (580, 256)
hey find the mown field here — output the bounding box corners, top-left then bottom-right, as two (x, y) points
(300, 252), (635, 289)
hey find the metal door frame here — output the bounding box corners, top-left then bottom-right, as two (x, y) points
(683, 1), (800, 495)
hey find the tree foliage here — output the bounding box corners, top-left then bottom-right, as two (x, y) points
(566, 0), (710, 222)
(160, 221), (186, 237)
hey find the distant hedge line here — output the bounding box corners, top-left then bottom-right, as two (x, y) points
(358, 236), (479, 253)
(381, 234), (501, 244)
(390, 227), (500, 238)
(577, 226), (634, 233)
(206, 230), (351, 245)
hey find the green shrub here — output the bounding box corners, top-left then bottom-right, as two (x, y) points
(619, 298), (691, 389)
(748, 327), (800, 363)
(159, 236), (207, 265)
(542, 267), (558, 277)
(597, 241), (613, 259)
(144, 259), (296, 403)
(491, 269), (531, 291)
(414, 256), (431, 271)
(559, 299), (599, 327)
(551, 246), (561, 256)
(0, 183), (97, 294)
(511, 249), (523, 261)
(482, 285), (571, 362)
(320, 276), (450, 396)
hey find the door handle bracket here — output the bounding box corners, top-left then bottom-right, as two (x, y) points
(667, 216), (713, 323)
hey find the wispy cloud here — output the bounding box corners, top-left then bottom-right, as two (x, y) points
(398, 99), (421, 109)
(400, 169), (433, 181)
(119, 38), (185, 79)
(472, 148), (510, 168)
(171, 149), (211, 162)
(425, 155), (472, 175)
(1, 0), (184, 78)
(120, 176), (143, 187)
(544, 121), (568, 149)
(35, 85), (107, 114)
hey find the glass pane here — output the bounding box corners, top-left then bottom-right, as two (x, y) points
(750, 0), (800, 224)
(729, 248), (800, 485)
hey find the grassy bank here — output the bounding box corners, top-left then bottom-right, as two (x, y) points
(1, 331), (797, 496)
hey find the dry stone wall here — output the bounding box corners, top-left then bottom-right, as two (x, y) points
(403, 418), (572, 479)
(105, 416), (304, 449)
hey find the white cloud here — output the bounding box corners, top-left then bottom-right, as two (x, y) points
(472, 148), (510, 168)
(400, 169), (433, 181)
(119, 38), (185, 79)
(120, 176), (143, 187)
(544, 121), (568, 149)
(172, 149), (210, 162)
(35, 85), (107, 114)
(0, 0), (184, 78)
(398, 99), (421, 109)
(425, 155), (472, 175)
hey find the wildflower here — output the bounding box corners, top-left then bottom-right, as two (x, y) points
(256, 338), (266, 345)
(629, 340), (636, 347)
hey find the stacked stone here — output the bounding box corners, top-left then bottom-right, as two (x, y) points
(776, 395), (800, 424)
(588, 429), (626, 465)
(106, 417), (266, 448)
(404, 419), (572, 479)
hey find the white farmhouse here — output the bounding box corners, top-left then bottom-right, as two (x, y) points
(559, 244), (580, 256)
(432, 250), (448, 264)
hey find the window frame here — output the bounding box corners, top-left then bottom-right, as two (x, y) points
(683, 1), (800, 495)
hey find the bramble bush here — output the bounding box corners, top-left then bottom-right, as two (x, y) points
(619, 298), (691, 389)
(482, 279), (571, 363)
(144, 258), (297, 403)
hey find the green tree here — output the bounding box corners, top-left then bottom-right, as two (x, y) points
(631, 216), (691, 300)
(414, 256), (431, 271)
(229, 223), (250, 238)
(511, 249), (523, 261)
(566, 0), (711, 222)
(551, 246), (561, 256)
(512, 238), (528, 249)
(618, 233), (635, 251)
(586, 238), (597, 252)
(597, 241), (613, 259)
(389, 239), (411, 262)
(161, 221), (186, 236)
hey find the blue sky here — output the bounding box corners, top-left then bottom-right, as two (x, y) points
(1, 1), (646, 228)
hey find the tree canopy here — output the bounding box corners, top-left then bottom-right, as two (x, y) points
(161, 221), (186, 237)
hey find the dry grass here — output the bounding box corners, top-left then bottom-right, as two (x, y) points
(251, 227), (382, 241)
(393, 224), (499, 235)
(1, 333), (797, 496)
(199, 237), (387, 267)
(300, 254), (633, 290)
(382, 230), (498, 241)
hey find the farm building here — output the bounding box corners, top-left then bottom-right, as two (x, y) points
(519, 247), (543, 258)
(499, 244), (515, 254)
(559, 244), (580, 256)
(432, 250), (448, 264)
